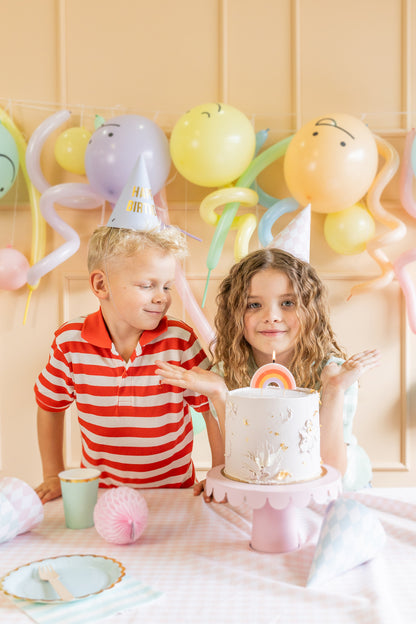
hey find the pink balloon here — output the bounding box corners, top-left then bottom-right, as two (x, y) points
(174, 264), (216, 347)
(394, 248), (416, 333)
(154, 190), (215, 347)
(0, 247), (30, 290)
(399, 129), (416, 219)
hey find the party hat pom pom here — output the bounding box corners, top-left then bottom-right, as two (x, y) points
(93, 486), (148, 544)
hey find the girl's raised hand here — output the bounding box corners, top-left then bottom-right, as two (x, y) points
(155, 361), (227, 400)
(321, 348), (381, 392)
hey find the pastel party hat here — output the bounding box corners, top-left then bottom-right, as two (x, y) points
(0, 491), (19, 543)
(268, 204), (311, 262)
(107, 155), (160, 231)
(307, 497), (386, 587)
(0, 476), (44, 535)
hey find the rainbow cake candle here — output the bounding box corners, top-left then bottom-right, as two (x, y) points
(250, 354), (296, 390)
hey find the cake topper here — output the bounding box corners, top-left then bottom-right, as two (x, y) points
(250, 352), (297, 389)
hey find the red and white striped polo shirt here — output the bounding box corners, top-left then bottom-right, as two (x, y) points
(35, 309), (210, 489)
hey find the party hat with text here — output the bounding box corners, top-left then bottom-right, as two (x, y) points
(268, 204), (311, 262)
(107, 155), (160, 231)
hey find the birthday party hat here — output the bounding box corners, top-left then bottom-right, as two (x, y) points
(0, 491), (19, 543)
(0, 477), (43, 535)
(268, 204), (311, 262)
(107, 155), (160, 231)
(307, 497), (386, 587)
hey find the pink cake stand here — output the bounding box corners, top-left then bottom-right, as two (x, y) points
(205, 464), (342, 554)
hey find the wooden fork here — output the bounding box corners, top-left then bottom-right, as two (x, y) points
(38, 564), (75, 601)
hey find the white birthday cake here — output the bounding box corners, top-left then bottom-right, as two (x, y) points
(224, 387), (321, 484)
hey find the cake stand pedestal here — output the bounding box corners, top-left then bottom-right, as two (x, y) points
(205, 465), (342, 554)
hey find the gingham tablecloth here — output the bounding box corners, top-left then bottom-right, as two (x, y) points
(0, 487), (415, 624)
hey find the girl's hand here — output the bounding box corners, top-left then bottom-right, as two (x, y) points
(321, 348), (380, 392)
(155, 361), (227, 400)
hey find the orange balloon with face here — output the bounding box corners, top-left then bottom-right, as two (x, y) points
(284, 114), (378, 214)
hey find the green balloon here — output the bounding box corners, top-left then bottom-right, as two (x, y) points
(190, 406), (206, 435)
(202, 135), (294, 305)
(0, 122), (19, 198)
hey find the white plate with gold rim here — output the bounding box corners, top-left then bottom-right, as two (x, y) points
(0, 554), (125, 603)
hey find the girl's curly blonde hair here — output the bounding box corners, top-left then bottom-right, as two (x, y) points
(211, 248), (345, 390)
(87, 225), (187, 272)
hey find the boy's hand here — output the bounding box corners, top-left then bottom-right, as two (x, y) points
(193, 479), (227, 504)
(35, 476), (62, 504)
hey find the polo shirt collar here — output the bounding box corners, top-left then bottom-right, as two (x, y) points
(81, 309), (168, 349)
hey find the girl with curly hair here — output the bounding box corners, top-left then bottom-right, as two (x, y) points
(157, 248), (380, 494)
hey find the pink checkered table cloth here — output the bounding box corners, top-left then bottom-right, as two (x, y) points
(0, 487), (415, 623)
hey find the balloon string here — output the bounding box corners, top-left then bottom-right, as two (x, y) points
(202, 269), (211, 308)
(100, 201), (106, 225)
(10, 170), (19, 246)
(23, 288), (33, 325)
(183, 180), (189, 320)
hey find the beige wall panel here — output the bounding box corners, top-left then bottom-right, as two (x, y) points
(298, 0), (403, 125)
(226, 0), (292, 118)
(64, 0), (220, 111)
(327, 276), (416, 487)
(0, 0), (57, 102)
(327, 280), (402, 452)
(410, 0), (416, 124)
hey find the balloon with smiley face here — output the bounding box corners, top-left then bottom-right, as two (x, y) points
(284, 114), (379, 214)
(0, 121), (19, 199)
(170, 102), (256, 188)
(85, 114), (171, 202)
(26, 112), (171, 290)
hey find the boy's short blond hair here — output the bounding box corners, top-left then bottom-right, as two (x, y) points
(87, 226), (188, 272)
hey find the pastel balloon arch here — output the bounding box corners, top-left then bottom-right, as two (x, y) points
(3, 103), (413, 334)
(169, 105), (411, 331)
(0, 107), (45, 302)
(23, 109), (215, 344)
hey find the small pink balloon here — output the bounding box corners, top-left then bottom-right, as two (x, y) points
(93, 486), (148, 544)
(0, 247), (30, 290)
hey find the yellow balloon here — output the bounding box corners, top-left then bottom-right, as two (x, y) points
(170, 102), (256, 187)
(324, 203), (376, 255)
(199, 186), (258, 261)
(284, 114), (378, 213)
(200, 186), (258, 226)
(54, 127), (91, 175)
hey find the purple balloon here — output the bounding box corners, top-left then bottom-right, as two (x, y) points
(84, 115), (170, 202)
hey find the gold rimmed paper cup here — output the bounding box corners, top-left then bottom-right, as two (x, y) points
(59, 468), (101, 529)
